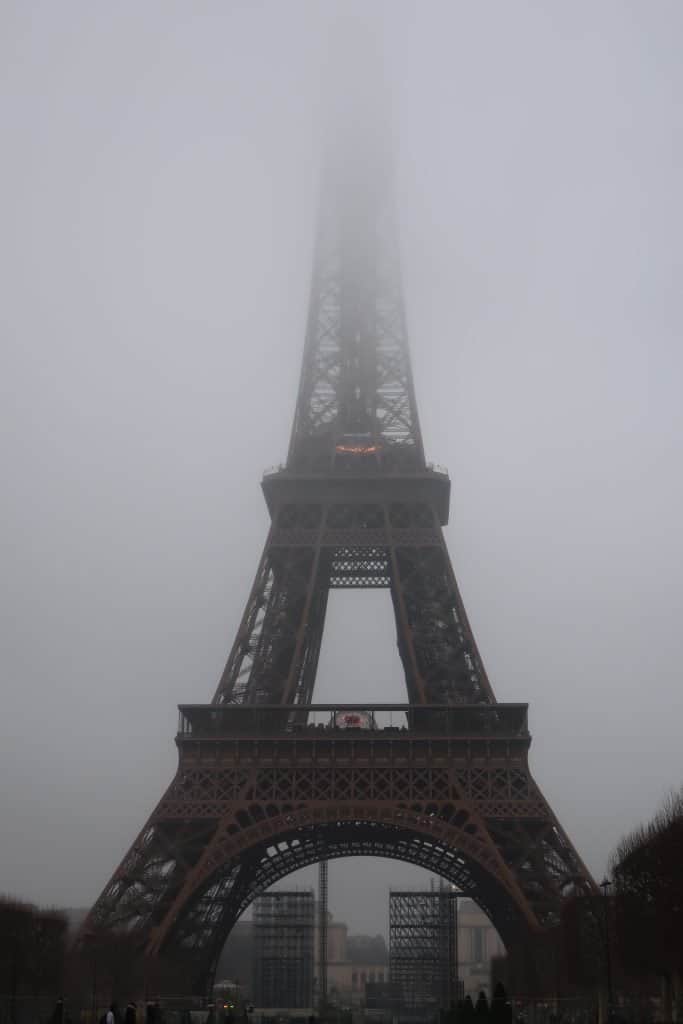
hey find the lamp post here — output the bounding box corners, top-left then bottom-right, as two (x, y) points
(599, 878), (614, 1019)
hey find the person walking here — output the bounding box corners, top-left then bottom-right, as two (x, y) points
(124, 1002), (137, 1024)
(491, 983), (512, 1024)
(462, 995), (475, 1024)
(49, 998), (65, 1024)
(475, 992), (490, 1022)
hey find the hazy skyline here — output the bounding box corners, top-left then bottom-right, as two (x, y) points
(1, 1), (682, 937)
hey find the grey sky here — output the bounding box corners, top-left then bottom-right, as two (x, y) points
(1, 1), (682, 937)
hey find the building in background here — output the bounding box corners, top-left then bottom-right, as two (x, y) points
(217, 915), (383, 1007)
(315, 912), (389, 1007)
(457, 898), (505, 999)
(216, 890), (501, 1007)
(347, 932), (391, 1003)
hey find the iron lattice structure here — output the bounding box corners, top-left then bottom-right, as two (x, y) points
(252, 891), (314, 1009)
(389, 889), (459, 1012)
(78, 80), (597, 995)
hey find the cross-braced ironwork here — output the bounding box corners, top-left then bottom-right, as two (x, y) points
(77, 78), (597, 996)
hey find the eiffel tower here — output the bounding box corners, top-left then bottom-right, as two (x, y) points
(79, 75), (596, 995)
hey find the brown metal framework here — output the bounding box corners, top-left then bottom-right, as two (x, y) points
(78, 85), (596, 995)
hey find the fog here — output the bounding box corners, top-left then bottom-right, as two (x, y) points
(1, 1), (682, 937)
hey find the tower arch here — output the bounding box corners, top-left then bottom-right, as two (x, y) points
(151, 813), (532, 993)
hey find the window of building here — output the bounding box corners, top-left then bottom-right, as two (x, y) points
(472, 927), (486, 963)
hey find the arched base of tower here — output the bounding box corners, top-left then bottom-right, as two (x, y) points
(77, 706), (597, 999)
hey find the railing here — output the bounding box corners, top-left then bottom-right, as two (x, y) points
(262, 463), (450, 479)
(177, 702), (529, 740)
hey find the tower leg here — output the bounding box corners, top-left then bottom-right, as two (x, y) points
(214, 531), (328, 706)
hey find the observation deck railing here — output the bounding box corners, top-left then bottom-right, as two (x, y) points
(177, 703), (529, 740)
(262, 463), (450, 478)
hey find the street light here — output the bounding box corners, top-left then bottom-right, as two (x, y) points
(599, 878), (614, 1018)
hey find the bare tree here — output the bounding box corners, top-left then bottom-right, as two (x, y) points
(0, 896), (68, 1023)
(609, 786), (683, 1016)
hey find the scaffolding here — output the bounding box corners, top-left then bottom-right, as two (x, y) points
(389, 887), (460, 1013)
(318, 860), (328, 1008)
(253, 890), (315, 1009)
